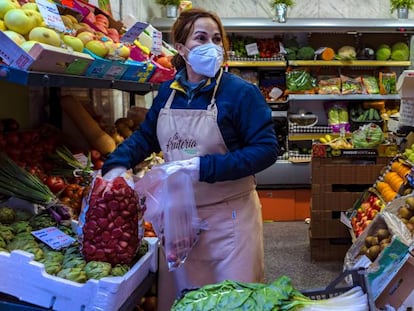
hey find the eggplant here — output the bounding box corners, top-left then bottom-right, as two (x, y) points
(357, 47), (375, 60)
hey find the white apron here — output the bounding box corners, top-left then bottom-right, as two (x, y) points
(156, 75), (264, 310)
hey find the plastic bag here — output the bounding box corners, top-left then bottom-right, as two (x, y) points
(325, 101), (350, 133)
(77, 171), (144, 265)
(135, 161), (208, 271)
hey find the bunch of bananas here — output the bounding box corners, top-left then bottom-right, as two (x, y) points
(319, 134), (333, 144)
(319, 134), (352, 149)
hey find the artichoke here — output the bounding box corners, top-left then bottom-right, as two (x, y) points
(0, 207), (16, 224)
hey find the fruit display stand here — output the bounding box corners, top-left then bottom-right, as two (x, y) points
(0, 238), (158, 311)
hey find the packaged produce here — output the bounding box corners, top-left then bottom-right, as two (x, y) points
(325, 101), (350, 133)
(285, 67), (316, 94)
(317, 76), (341, 95)
(351, 123), (384, 148)
(78, 172), (144, 265)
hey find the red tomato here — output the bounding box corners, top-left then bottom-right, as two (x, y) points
(45, 176), (66, 194)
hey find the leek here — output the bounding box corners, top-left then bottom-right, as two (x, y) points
(0, 153), (57, 205)
(291, 286), (369, 311)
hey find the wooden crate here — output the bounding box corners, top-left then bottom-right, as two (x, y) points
(309, 229), (352, 262)
(312, 157), (390, 185)
(310, 210), (351, 238)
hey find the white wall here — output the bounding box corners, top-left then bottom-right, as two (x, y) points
(111, 0), (402, 22)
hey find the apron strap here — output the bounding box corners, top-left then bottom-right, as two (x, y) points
(208, 68), (223, 111)
(165, 89), (176, 109)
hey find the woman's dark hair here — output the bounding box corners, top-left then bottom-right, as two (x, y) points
(170, 8), (229, 70)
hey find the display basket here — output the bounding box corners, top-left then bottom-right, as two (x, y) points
(302, 269), (375, 310)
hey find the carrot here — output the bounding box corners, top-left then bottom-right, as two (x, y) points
(321, 47), (335, 61)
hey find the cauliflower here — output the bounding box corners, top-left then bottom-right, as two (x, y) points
(337, 45), (357, 60)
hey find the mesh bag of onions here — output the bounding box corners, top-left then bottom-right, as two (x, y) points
(78, 173), (144, 265)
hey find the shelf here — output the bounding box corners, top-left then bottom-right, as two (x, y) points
(227, 59), (286, 67)
(0, 65), (156, 93)
(289, 133), (353, 141)
(288, 60), (410, 67)
(288, 94), (400, 101)
(226, 59), (409, 68)
(151, 17), (414, 34)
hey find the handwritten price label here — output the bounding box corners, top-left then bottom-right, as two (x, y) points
(36, 0), (66, 32)
(32, 226), (76, 250)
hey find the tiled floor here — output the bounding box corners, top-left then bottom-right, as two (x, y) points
(263, 221), (343, 291)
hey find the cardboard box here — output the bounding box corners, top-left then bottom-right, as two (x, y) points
(0, 238), (158, 311)
(0, 32), (93, 75)
(375, 254), (414, 310)
(312, 143), (398, 158)
(121, 59), (155, 82)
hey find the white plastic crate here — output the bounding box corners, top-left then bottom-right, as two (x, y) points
(0, 237), (158, 311)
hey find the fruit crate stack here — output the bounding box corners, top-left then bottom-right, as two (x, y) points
(310, 153), (391, 261)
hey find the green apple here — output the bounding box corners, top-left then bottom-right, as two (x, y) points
(3, 29), (26, 45)
(62, 34), (84, 52)
(23, 9), (43, 27)
(4, 8), (37, 35)
(86, 39), (109, 58)
(0, 0), (20, 19)
(0, 19), (5, 31)
(29, 26), (61, 47)
(21, 2), (38, 11)
(20, 40), (39, 53)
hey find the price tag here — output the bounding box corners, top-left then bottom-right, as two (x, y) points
(32, 226), (76, 250)
(399, 99), (414, 127)
(61, 0), (74, 8)
(151, 29), (162, 56)
(245, 43), (259, 56)
(121, 21), (148, 43)
(36, 0), (66, 33)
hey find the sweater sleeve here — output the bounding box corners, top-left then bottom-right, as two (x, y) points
(101, 88), (168, 175)
(199, 78), (279, 183)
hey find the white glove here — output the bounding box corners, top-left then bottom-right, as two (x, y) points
(169, 157), (200, 181)
(102, 166), (127, 181)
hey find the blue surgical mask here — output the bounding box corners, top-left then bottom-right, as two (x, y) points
(185, 43), (224, 77)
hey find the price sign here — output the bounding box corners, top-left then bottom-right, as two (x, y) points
(399, 99), (414, 127)
(151, 29), (162, 56)
(245, 43), (259, 56)
(32, 226), (76, 250)
(121, 21), (148, 43)
(36, 0), (66, 33)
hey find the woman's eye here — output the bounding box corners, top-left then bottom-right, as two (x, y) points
(213, 37), (222, 44)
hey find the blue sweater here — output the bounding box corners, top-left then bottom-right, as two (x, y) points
(102, 71), (279, 183)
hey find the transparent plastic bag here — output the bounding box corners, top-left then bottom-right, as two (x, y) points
(135, 161), (208, 271)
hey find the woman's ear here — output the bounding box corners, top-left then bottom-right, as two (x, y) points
(175, 43), (186, 56)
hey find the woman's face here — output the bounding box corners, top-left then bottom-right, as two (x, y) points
(184, 17), (222, 51)
(176, 17), (223, 81)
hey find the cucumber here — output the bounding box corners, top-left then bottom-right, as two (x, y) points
(373, 109), (381, 120)
(368, 108), (374, 120)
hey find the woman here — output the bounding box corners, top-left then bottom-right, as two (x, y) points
(102, 7), (279, 308)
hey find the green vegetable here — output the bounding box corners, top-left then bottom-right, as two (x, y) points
(286, 69), (315, 91)
(84, 261), (112, 280)
(391, 49), (409, 61)
(57, 267), (88, 283)
(336, 46), (357, 60)
(296, 46), (315, 60)
(43, 261), (63, 275)
(0, 224), (15, 242)
(392, 41), (409, 52)
(111, 264), (130, 276)
(10, 221), (31, 234)
(0, 207), (16, 224)
(172, 276), (302, 310)
(0, 153), (58, 206)
(376, 47), (391, 60)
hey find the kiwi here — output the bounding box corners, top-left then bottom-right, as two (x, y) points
(359, 245), (368, 256)
(367, 245), (381, 261)
(376, 228), (390, 241)
(379, 237), (391, 249)
(399, 206), (413, 220)
(409, 216), (414, 225)
(405, 196), (414, 210)
(365, 235), (379, 247)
